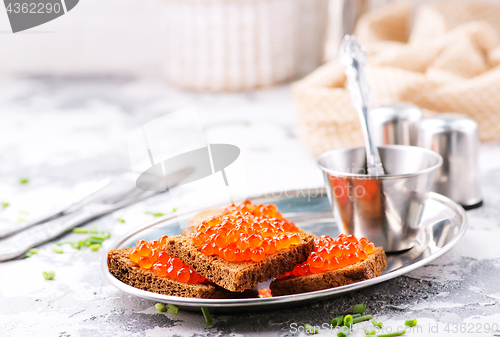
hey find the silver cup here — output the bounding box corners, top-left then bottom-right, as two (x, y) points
(418, 113), (482, 209)
(369, 103), (423, 147)
(317, 145), (443, 252)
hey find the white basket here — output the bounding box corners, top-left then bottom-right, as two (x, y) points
(163, 0), (299, 91)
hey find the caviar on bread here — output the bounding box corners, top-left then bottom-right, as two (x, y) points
(107, 240), (238, 298)
(165, 200), (315, 292)
(269, 234), (387, 296)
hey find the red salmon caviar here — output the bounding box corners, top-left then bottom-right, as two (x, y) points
(129, 236), (205, 284)
(279, 234), (377, 278)
(193, 200), (301, 262)
(130, 249), (141, 263)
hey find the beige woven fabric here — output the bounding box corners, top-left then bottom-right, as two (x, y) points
(294, 1), (500, 156)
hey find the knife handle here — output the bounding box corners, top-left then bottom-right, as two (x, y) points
(0, 210), (94, 262)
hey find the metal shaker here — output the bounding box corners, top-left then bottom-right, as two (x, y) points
(418, 113), (482, 210)
(369, 103), (423, 147)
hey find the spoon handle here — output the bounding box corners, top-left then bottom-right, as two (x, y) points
(339, 35), (385, 176)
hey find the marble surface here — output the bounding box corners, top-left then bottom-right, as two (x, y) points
(1, 76), (500, 337)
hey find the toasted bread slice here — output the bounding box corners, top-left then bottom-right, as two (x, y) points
(269, 247), (387, 296)
(182, 209), (221, 237)
(165, 233), (315, 292)
(107, 248), (237, 299)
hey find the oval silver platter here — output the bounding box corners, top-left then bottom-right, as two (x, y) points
(102, 189), (467, 313)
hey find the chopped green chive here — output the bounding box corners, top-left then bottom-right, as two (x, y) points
(19, 178), (29, 184)
(101, 231), (111, 239)
(404, 319), (417, 327)
(51, 245), (63, 254)
(344, 314), (353, 328)
(304, 324), (318, 334)
(1, 202), (9, 208)
(72, 228), (88, 234)
(25, 248), (38, 258)
(155, 303), (166, 312)
(89, 236), (105, 244)
(167, 304), (179, 314)
(353, 314), (372, 324)
(364, 327), (377, 335)
(70, 241), (82, 249)
(90, 225), (98, 234)
(145, 211), (165, 218)
(375, 331), (406, 337)
(201, 307), (212, 325)
(372, 319), (383, 328)
(351, 313), (361, 318)
(331, 315), (344, 328)
(89, 244), (101, 251)
(352, 304), (366, 314)
(116, 218), (125, 223)
(43, 270), (55, 280)
(337, 325), (350, 337)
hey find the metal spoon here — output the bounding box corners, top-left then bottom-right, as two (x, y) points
(339, 35), (385, 176)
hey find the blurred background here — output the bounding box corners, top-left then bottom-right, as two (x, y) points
(2, 0), (500, 206)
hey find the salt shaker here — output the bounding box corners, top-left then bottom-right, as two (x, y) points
(369, 103), (422, 146)
(418, 113), (482, 209)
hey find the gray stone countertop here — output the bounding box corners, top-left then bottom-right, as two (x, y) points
(1, 76), (500, 337)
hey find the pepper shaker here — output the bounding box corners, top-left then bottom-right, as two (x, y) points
(418, 113), (482, 209)
(369, 103), (422, 146)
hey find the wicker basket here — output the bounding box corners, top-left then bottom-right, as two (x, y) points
(163, 0), (299, 92)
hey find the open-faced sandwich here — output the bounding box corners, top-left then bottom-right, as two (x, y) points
(269, 234), (386, 296)
(107, 200), (386, 298)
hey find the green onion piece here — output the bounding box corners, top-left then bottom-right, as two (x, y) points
(101, 231), (111, 239)
(19, 178), (29, 184)
(167, 304), (179, 314)
(1, 202), (9, 208)
(353, 314), (372, 324)
(116, 218), (125, 223)
(90, 225), (98, 234)
(43, 270), (55, 280)
(304, 324), (318, 334)
(145, 211), (165, 218)
(352, 304), (366, 314)
(201, 307), (212, 325)
(351, 313), (361, 318)
(404, 319), (417, 327)
(25, 248), (38, 258)
(344, 314), (353, 328)
(337, 325), (350, 337)
(80, 238), (91, 247)
(51, 245), (63, 254)
(372, 319), (383, 328)
(375, 331), (406, 337)
(72, 228), (88, 234)
(89, 236), (105, 244)
(331, 315), (344, 328)
(70, 241), (82, 249)
(89, 244), (101, 251)
(155, 303), (166, 312)
(364, 327), (376, 335)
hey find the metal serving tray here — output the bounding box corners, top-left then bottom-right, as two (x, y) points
(102, 189), (467, 313)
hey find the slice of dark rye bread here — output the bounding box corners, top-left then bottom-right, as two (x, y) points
(269, 247), (387, 296)
(107, 248), (238, 299)
(165, 232), (315, 292)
